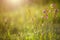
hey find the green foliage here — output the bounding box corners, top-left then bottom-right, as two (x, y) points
(0, 3), (60, 40)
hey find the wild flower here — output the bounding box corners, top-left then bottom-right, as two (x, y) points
(50, 3), (56, 8)
(53, 9), (59, 18)
(42, 9), (47, 14)
(42, 9), (48, 19)
(54, 9), (59, 14)
(46, 15), (48, 19)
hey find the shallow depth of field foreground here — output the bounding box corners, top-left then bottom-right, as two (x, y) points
(0, 0), (60, 40)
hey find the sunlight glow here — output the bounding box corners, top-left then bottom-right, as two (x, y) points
(6, 0), (22, 5)
(2, 0), (25, 11)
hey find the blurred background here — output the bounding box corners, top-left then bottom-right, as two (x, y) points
(0, 0), (60, 40)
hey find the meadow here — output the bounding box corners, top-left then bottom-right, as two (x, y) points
(0, 2), (60, 40)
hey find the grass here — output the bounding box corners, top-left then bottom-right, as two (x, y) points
(0, 3), (60, 40)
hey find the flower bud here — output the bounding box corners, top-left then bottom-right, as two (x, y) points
(42, 9), (47, 13)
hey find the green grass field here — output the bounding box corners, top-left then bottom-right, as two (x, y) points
(0, 0), (60, 40)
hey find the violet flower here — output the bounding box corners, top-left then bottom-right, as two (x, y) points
(46, 15), (48, 19)
(42, 9), (47, 14)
